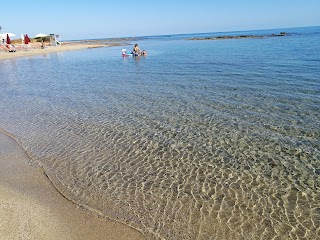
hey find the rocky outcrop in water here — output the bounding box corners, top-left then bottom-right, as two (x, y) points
(187, 32), (290, 40)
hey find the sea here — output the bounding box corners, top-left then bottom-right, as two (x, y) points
(0, 26), (319, 239)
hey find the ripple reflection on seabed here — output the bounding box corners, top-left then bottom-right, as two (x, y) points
(0, 31), (319, 239)
(12, 110), (316, 240)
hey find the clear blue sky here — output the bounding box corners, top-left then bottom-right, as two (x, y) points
(1, 0), (319, 40)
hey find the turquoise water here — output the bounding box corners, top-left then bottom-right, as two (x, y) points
(0, 26), (319, 239)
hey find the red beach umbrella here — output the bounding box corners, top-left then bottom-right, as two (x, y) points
(6, 34), (11, 44)
(24, 34), (30, 44)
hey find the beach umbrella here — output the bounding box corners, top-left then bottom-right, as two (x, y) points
(0, 32), (15, 44)
(1, 32), (15, 37)
(34, 33), (48, 43)
(24, 34), (30, 44)
(6, 34), (11, 44)
(34, 33), (48, 38)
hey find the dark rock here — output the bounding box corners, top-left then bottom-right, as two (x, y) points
(187, 32), (290, 41)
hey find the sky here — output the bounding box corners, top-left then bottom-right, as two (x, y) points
(1, 0), (320, 40)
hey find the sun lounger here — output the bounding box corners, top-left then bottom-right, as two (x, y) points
(17, 44), (32, 51)
(6, 44), (16, 52)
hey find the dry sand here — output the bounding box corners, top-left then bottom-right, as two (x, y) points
(0, 131), (145, 240)
(0, 42), (119, 60)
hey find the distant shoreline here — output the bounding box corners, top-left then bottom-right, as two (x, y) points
(187, 32), (290, 40)
(0, 41), (126, 60)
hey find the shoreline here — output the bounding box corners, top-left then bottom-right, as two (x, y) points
(0, 130), (145, 240)
(0, 41), (125, 60)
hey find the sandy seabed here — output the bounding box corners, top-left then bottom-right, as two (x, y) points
(0, 128), (144, 239)
(0, 41), (146, 239)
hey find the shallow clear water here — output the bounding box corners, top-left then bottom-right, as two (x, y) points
(0, 27), (320, 239)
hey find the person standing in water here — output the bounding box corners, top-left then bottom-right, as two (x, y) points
(132, 43), (141, 56)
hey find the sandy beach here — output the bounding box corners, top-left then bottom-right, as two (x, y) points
(0, 131), (145, 240)
(0, 41), (122, 60)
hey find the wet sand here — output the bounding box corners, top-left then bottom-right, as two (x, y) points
(0, 131), (145, 240)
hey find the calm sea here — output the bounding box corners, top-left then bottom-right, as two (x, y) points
(0, 26), (319, 239)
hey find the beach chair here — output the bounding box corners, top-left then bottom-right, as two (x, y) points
(6, 44), (16, 52)
(19, 44), (32, 51)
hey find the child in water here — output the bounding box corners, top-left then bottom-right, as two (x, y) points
(141, 50), (147, 56)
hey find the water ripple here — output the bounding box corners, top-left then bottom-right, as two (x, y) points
(0, 29), (319, 239)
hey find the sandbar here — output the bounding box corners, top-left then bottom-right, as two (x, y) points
(0, 131), (145, 240)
